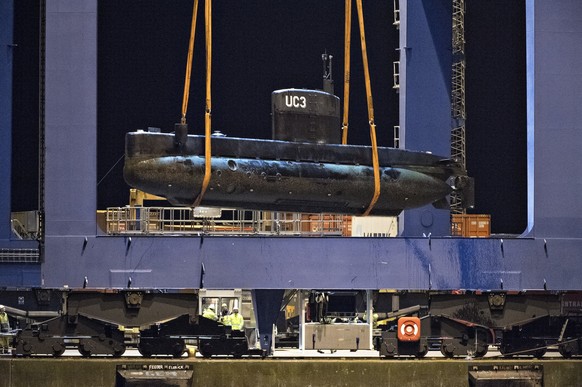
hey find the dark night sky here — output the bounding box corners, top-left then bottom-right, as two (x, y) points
(11, 0), (526, 234)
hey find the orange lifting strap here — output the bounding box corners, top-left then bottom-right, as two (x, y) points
(341, 0), (352, 145)
(344, 0), (381, 216)
(181, 0), (199, 125)
(188, 0), (212, 208)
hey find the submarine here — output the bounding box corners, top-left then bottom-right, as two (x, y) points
(124, 87), (473, 216)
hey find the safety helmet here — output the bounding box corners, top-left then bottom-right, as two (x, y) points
(0, 304), (5, 312)
(209, 304), (215, 310)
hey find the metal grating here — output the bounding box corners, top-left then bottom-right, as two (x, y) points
(0, 248), (40, 263)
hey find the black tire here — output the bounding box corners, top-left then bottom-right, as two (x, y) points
(200, 342), (213, 359)
(52, 341), (66, 357)
(474, 345), (488, 358)
(109, 339), (125, 358)
(172, 340), (186, 358)
(78, 347), (92, 357)
(138, 342), (153, 358)
(232, 343), (244, 358)
(499, 344), (513, 358)
(558, 344), (573, 359)
(533, 347), (547, 359)
(416, 346), (428, 358)
(113, 346), (126, 358)
(440, 342), (455, 358)
(78, 340), (95, 357)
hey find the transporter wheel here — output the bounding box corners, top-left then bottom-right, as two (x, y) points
(18, 341), (33, 357)
(52, 341), (66, 357)
(558, 343), (573, 359)
(415, 346), (428, 358)
(78, 347), (92, 357)
(525, 341), (547, 358)
(137, 342), (153, 358)
(440, 342), (456, 358)
(78, 340), (95, 357)
(172, 340), (186, 358)
(109, 339), (126, 358)
(499, 344), (513, 358)
(533, 347), (547, 359)
(380, 341), (397, 358)
(232, 343), (245, 358)
(474, 345), (488, 358)
(113, 346), (126, 358)
(200, 342), (213, 359)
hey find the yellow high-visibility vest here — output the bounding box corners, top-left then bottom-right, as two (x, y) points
(229, 312), (244, 331)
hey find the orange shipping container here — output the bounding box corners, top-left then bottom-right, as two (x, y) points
(451, 214), (491, 237)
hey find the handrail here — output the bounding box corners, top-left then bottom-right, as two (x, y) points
(10, 219), (27, 240)
(105, 207), (346, 237)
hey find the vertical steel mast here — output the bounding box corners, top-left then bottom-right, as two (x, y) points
(450, 0), (466, 214)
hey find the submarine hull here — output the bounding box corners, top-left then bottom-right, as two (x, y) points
(124, 132), (470, 216)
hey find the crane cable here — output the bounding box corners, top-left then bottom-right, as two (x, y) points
(181, 0), (199, 125)
(355, 0), (381, 216)
(192, 0), (212, 208)
(341, 0), (352, 145)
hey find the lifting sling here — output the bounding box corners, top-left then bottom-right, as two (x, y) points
(344, 0), (381, 216)
(181, 0), (199, 125)
(342, 0), (352, 145)
(184, 0), (378, 212)
(193, 0), (213, 208)
(180, 0), (212, 208)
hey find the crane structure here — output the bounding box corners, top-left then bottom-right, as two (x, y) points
(1, 0), (582, 359)
(450, 0), (467, 214)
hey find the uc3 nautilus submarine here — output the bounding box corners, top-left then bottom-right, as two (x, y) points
(124, 87), (473, 216)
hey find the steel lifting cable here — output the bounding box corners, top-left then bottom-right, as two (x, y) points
(355, 0), (381, 216)
(192, 0), (212, 208)
(181, 0), (199, 125)
(341, 0), (352, 145)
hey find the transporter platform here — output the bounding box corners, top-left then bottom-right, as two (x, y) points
(1, 351), (581, 387)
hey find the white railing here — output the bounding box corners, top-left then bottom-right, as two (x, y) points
(393, 0), (400, 28)
(10, 211), (40, 240)
(10, 219), (26, 240)
(392, 61), (400, 89)
(105, 207), (347, 237)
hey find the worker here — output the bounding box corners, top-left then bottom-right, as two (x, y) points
(0, 305), (10, 353)
(228, 307), (244, 331)
(363, 307), (379, 328)
(202, 304), (218, 321)
(219, 303), (230, 325)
